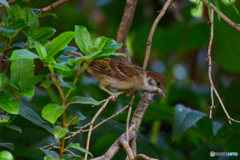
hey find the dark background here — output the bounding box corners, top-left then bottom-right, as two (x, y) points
(1, 0), (240, 159)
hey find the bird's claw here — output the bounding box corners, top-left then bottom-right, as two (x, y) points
(109, 93), (119, 101)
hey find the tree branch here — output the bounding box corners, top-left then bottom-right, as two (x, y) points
(202, 0), (240, 32)
(116, 0), (138, 63)
(40, 0), (72, 15)
(143, 0), (173, 70)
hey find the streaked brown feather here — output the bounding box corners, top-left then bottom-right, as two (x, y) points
(89, 58), (143, 80)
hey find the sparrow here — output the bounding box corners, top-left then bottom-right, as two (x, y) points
(86, 58), (167, 100)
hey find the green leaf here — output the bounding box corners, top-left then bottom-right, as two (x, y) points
(172, 104), (206, 141)
(53, 125), (69, 140)
(229, 0), (239, 15)
(67, 143), (93, 158)
(31, 27), (56, 41)
(0, 27), (17, 37)
(66, 111), (86, 126)
(54, 46), (78, 59)
(60, 79), (75, 90)
(22, 7), (39, 36)
(38, 13), (57, 18)
(75, 25), (92, 55)
(214, 0), (220, 20)
(0, 0), (10, 9)
(12, 42), (26, 48)
(2, 14), (8, 27)
(5, 124), (22, 133)
(67, 56), (87, 66)
(39, 148), (59, 159)
(97, 52), (126, 59)
(70, 96), (100, 105)
(43, 56), (56, 63)
(0, 115), (10, 123)
(20, 74), (44, 95)
(0, 74), (7, 90)
(47, 62), (70, 71)
(35, 41), (47, 58)
(11, 5), (22, 20)
(0, 142), (14, 150)
(7, 81), (20, 91)
(93, 36), (108, 51)
(0, 151), (14, 160)
(10, 59), (34, 88)
(40, 80), (52, 89)
(10, 49), (40, 60)
(9, 19), (28, 30)
(0, 92), (19, 114)
(102, 38), (122, 53)
(62, 154), (82, 160)
(47, 31), (76, 57)
(19, 103), (53, 134)
(42, 103), (64, 124)
(207, 0), (211, 20)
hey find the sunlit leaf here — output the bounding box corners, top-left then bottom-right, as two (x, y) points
(22, 7), (39, 36)
(42, 103), (64, 124)
(75, 25), (92, 55)
(93, 36), (108, 51)
(47, 62), (71, 71)
(0, 92), (19, 114)
(31, 27), (56, 41)
(10, 5), (22, 20)
(53, 125), (69, 140)
(102, 38), (122, 53)
(47, 31), (76, 56)
(70, 96), (100, 105)
(35, 41), (47, 58)
(10, 49), (40, 60)
(172, 104), (206, 141)
(0, 151), (14, 160)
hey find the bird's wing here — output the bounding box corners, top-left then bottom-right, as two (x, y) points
(89, 58), (143, 80)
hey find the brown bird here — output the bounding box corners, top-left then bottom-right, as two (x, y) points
(86, 58), (167, 100)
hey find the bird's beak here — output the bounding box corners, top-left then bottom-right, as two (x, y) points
(158, 88), (166, 98)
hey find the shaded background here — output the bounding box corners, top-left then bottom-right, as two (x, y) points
(1, 0), (240, 159)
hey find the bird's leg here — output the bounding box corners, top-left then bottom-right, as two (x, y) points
(99, 84), (119, 101)
(123, 90), (133, 97)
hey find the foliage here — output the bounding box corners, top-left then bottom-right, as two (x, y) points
(0, 0), (240, 160)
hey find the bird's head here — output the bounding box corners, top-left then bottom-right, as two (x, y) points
(144, 71), (167, 98)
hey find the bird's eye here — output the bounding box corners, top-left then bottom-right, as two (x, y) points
(157, 82), (161, 86)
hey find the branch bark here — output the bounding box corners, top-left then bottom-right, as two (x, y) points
(116, 0), (138, 63)
(40, 0), (72, 15)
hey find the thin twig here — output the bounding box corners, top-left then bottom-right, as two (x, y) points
(40, 0), (72, 15)
(202, 0), (240, 32)
(207, 9), (215, 119)
(120, 138), (134, 160)
(85, 99), (110, 160)
(0, 0), (18, 9)
(134, 154), (158, 160)
(142, 0), (173, 70)
(40, 141), (59, 149)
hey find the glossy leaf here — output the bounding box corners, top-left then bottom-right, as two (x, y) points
(0, 92), (19, 114)
(47, 31), (76, 56)
(38, 13), (57, 18)
(0, 27), (17, 37)
(0, 0), (9, 9)
(40, 80), (52, 89)
(35, 41), (47, 58)
(67, 56), (88, 66)
(42, 103), (64, 124)
(54, 46), (78, 59)
(31, 27), (56, 41)
(70, 96), (100, 105)
(93, 36), (108, 51)
(172, 104), (206, 141)
(53, 125), (69, 140)
(20, 74), (44, 95)
(60, 79), (75, 90)
(101, 38), (122, 53)
(5, 124), (22, 133)
(0, 142), (14, 150)
(0, 74), (7, 90)
(39, 148), (59, 159)
(67, 143), (93, 158)
(97, 52), (126, 59)
(47, 62), (70, 71)
(0, 115), (10, 123)
(19, 103), (53, 134)
(0, 151), (13, 160)
(22, 7), (39, 36)
(10, 49), (40, 60)
(10, 59), (34, 88)
(75, 25), (92, 55)
(66, 111), (86, 126)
